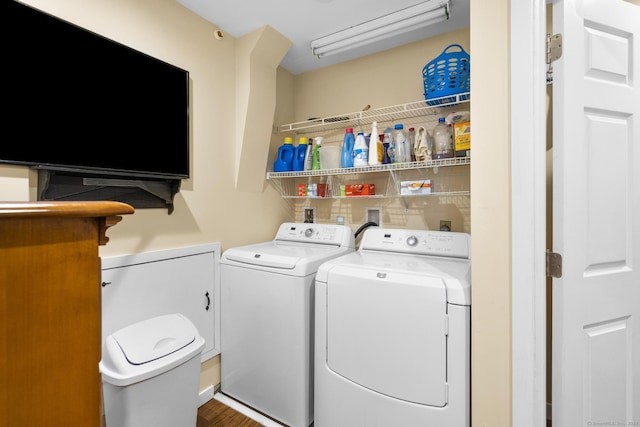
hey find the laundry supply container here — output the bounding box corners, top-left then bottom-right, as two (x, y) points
(100, 313), (205, 427)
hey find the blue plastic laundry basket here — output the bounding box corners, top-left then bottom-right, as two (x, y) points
(422, 44), (470, 106)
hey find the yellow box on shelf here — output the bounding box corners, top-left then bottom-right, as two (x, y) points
(454, 121), (471, 157)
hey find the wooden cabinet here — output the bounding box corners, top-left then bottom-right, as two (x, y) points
(0, 201), (134, 427)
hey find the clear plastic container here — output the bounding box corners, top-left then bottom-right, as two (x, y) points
(433, 117), (453, 159)
(391, 124), (407, 163)
(320, 145), (341, 170)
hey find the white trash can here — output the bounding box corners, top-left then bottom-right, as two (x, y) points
(100, 313), (205, 427)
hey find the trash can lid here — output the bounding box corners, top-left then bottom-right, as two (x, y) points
(111, 313), (197, 365)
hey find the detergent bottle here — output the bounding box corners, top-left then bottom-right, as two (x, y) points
(341, 128), (355, 168)
(293, 137), (308, 171)
(273, 137), (294, 172)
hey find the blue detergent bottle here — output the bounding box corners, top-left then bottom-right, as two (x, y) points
(293, 137), (308, 171)
(341, 128), (355, 168)
(273, 137), (294, 172)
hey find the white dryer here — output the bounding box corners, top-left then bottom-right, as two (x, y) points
(220, 222), (356, 427)
(314, 228), (471, 427)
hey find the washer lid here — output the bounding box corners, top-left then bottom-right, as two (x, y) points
(221, 240), (354, 274)
(220, 223), (356, 274)
(111, 313), (196, 365)
(221, 241), (303, 269)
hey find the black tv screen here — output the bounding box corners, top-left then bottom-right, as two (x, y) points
(3, 1), (190, 180)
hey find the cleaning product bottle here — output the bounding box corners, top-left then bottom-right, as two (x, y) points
(341, 128), (355, 168)
(368, 122), (381, 166)
(433, 117), (453, 159)
(273, 136), (294, 172)
(293, 137), (308, 171)
(304, 138), (314, 170)
(391, 123), (407, 163)
(353, 132), (368, 167)
(407, 127), (416, 162)
(312, 137), (323, 170)
(382, 132), (392, 164)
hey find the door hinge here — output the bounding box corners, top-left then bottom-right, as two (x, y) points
(546, 249), (563, 278)
(546, 33), (562, 85)
(546, 33), (562, 64)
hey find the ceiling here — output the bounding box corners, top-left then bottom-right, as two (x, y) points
(176, 0), (470, 75)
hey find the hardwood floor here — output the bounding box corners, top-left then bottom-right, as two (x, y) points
(197, 397), (264, 427)
(197, 396), (551, 427)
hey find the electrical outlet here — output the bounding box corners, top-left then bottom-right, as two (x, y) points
(366, 207), (383, 226)
(304, 207), (316, 223)
(439, 220), (451, 231)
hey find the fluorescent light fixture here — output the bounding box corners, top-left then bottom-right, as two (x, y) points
(311, 0), (450, 58)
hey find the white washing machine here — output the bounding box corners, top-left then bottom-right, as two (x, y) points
(314, 228), (471, 427)
(220, 222), (356, 427)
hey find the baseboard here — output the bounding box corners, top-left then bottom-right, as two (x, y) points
(198, 385), (215, 407)
(213, 392), (285, 426)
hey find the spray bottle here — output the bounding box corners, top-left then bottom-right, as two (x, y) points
(312, 137), (323, 170)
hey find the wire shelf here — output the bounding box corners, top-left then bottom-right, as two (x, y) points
(266, 156), (470, 180)
(275, 93), (470, 134)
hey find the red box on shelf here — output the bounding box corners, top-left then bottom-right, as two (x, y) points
(345, 184), (375, 196)
(317, 183), (328, 197)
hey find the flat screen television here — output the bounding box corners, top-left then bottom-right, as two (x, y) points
(3, 1), (190, 180)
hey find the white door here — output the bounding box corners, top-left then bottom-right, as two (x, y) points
(552, 0), (640, 426)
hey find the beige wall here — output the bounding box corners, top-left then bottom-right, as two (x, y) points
(470, 0), (512, 425)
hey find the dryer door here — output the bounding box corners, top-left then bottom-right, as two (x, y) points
(326, 265), (448, 407)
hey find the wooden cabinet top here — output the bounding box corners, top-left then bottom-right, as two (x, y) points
(0, 201), (134, 218)
(0, 201), (134, 245)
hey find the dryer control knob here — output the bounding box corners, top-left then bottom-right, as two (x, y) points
(304, 228), (314, 238)
(406, 235), (419, 247)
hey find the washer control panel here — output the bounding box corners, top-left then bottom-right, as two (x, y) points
(275, 222), (355, 248)
(360, 228), (470, 259)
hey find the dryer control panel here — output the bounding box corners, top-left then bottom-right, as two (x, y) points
(360, 228), (470, 259)
(275, 222), (356, 248)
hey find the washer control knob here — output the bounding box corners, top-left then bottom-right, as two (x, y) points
(304, 228), (314, 238)
(406, 235), (419, 247)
